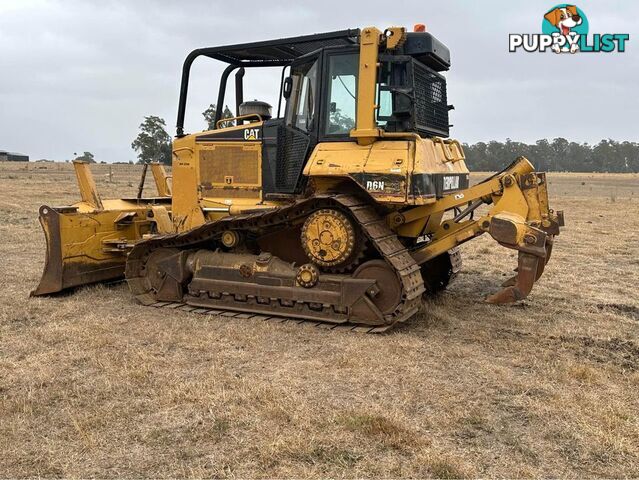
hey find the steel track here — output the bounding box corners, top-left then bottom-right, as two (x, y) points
(145, 300), (398, 333)
(126, 193), (425, 330)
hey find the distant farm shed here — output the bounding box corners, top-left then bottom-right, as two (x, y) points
(0, 150), (29, 162)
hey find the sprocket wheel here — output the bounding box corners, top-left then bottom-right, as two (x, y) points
(301, 209), (358, 268)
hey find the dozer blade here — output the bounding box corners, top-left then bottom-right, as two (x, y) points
(32, 160), (172, 296)
(31, 204), (150, 296)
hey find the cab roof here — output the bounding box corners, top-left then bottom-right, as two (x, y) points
(192, 29), (360, 66)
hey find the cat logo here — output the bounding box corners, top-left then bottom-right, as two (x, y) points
(243, 128), (260, 141)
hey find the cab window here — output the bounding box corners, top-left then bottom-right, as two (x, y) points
(324, 53), (358, 135)
(286, 59), (319, 132)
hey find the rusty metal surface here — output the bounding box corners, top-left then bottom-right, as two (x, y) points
(126, 194), (425, 329)
(352, 260), (402, 314)
(485, 252), (540, 304)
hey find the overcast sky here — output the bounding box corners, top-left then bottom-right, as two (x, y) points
(0, 0), (636, 162)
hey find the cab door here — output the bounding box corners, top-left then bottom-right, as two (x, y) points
(272, 54), (321, 194)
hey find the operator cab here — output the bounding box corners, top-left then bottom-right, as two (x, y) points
(175, 28), (451, 195)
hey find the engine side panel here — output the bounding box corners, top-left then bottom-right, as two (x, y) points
(303, 137), (470, 205)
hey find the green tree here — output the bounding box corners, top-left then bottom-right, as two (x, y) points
(202, 104), (234, 130)
(329, 107), (355, 133)
(131, 116), (172, 165)
(74, 151), (95, 163)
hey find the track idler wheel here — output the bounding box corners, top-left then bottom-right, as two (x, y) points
(139, 248), (189, 303)
(353, 260), (402, 315)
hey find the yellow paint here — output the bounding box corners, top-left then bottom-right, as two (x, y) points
(304, 136), (470, 205)
(300, 209), (356, 267)
(406, 158), (560, 265)
(350, 26), (382, 145)
(150, 162), (172, 197)
(171, 137), (205, 232)
(72, 161), (103, 209)
(198, 142), (262, 199)
(150, 205), (174, 233)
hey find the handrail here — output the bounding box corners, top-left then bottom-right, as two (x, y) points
(432, 137), (465, 163)
(215, 113), (263, 129)
(448, 139), (466, 160)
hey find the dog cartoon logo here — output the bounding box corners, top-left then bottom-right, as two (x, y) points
(542, 4), (588, 53)
(510, 5), (628, 54)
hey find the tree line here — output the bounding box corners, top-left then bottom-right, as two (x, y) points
(463, 138), (638, 173)
(126, 113), (638, 173)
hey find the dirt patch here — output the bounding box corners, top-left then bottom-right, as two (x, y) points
(596, 303), (639, 321)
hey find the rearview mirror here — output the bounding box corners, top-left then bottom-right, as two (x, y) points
(283, 76), (293, 99)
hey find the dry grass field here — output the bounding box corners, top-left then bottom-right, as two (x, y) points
(0, 161), (638, 478)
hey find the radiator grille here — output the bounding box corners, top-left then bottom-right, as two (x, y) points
(199, 145), (259, 185)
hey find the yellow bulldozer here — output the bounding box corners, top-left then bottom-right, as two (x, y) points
(32, 26), (564, 331)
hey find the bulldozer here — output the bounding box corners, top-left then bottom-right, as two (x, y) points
(32, 26), (564, 331)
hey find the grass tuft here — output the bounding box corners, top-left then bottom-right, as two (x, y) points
(426, 456), (472, 479)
